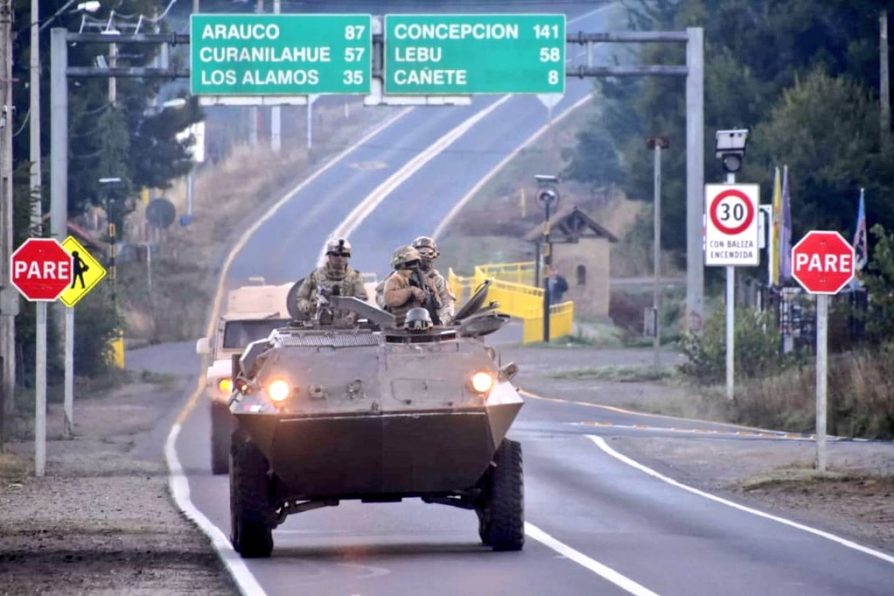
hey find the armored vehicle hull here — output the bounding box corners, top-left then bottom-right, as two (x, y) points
(228, 322), (524, 558)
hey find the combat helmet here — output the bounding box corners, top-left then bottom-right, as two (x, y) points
(412, 236), (439, 259)
(391, 245), (421, 270)
(404, 307), (433, 331)
(326, 238), (352, 257)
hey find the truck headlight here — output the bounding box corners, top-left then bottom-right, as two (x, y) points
(217, 378), (233, 394)
(470, 371), (495, 394)
(267, 379), (291, 402)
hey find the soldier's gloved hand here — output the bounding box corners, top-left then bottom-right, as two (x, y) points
(411, 287), (426, 302)
(297, 300), (312, 314)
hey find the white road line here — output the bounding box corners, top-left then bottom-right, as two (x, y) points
(432, 93), (593, 239)
(525, 523), (658, 596)
(323, 96), (512, 263)
(587, 435), (894, 566)
(166, 424), (265, 596)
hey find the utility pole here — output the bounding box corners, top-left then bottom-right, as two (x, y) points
(882, 10), (890, 149)
(271, 0), (281, 153)
(249, 0), (264, 146)
(0, 0), (15, 441)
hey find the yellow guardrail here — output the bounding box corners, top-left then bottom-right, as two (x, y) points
(448, 264), (574, 343)
(522, 301), (575, 344)
(473, 261), (535, 286)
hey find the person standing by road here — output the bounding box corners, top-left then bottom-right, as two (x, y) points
(547, 266), (569, 305)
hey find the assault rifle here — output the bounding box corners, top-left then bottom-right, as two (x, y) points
(408, 265), (442, 325)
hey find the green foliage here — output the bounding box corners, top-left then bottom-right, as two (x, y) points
(72, 283), (122, 378)
(680, 307), (784, 384)
(563, 0), (894, 254)
(863, 224), (894, 341)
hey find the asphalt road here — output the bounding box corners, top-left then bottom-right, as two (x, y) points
(140, 4), (894, 594)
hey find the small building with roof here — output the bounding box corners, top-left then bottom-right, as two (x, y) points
(523, 205), (618, 318)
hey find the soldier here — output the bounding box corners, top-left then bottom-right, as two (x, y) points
(383, 246), (441, 327)
(295, 238), (368, 320)
(412, 236), (456, 325)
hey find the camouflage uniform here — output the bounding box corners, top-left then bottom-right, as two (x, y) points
(295, 237), (367, 318)
(382, 270), (440, 327)
(382, 245), (441, 326)
(424, 267), (455, 324)
(412, 236), (455, 324)
(294, 264), (368, 315)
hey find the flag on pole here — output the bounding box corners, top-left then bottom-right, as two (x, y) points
(770, 167), (782, 285)
(780, 165), (793, 282)
(853, 187), (868, 270)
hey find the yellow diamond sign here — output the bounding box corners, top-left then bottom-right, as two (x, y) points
(59, 236), (107, 308)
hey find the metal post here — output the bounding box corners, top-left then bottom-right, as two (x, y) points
(306, 95), (315, 150)
(271, 0), (281, 153)
(35, 302), (46, 475)
(542, 200), (551, 343)
(0, 0), (14, 439)
(882, 11), (890, 149)
(650, 141), (664, 368)
(109, 41), (117, 104)
(685, 27), (705, 333)
(187, 171), (193, 217)
(249, 0), (263, 146)
(725, 171), (736, 400)
(816, 293), (828, 472)
(50, 29), (68, 243)
(30, 0), (41, 233)
(63, 307), (73, 438)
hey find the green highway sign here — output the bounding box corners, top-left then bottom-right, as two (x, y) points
(384, 14), (565, 95)
(190, 14), (371, 95)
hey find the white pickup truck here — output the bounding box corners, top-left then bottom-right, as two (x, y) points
(196, 280), (293, 474)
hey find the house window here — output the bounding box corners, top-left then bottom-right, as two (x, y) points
(576, 264), (586, 286)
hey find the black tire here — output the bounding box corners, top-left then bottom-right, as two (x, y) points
(210, 401), (232, 475)
(479, 439), (524, 552)
(230, 432), (274, 558)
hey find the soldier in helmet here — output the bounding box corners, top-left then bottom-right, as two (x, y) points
(382, 246), (441, 327)
(412, 236), (455, 325)
(295, 238), (368, 320)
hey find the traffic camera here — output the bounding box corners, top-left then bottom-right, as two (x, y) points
(715, 129), (749, 173)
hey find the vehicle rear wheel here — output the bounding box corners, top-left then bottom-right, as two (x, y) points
(210, 401), (233, 475)
(479, 439), (524, 552)
(230, 431), (274, 558)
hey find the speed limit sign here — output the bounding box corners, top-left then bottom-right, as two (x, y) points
(705, 184), (760, 266)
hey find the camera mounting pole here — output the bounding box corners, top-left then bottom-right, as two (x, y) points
(535, 175), (559, 343)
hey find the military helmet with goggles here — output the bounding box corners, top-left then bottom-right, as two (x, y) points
(412, 236), (439, 259)
(325, 238), (352, 257)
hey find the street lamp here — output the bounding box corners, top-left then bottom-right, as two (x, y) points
(535, 174), (560, 343)
(647, 136), (669, 369)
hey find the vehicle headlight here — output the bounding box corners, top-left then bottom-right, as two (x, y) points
(470, 371), (495, 394)
(217, 378), (233, 394)
(267, 379), (291, 402)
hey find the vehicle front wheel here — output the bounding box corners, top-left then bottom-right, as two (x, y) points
(477, 439), (524, 551)
(210, 400), (233, 475)
(230, 431), (274, 558)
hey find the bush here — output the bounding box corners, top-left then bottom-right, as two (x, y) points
(680, 307), (785, 385)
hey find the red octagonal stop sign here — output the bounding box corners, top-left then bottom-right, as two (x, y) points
(791, 231), (855, 295)
(10, 238), (73, 301)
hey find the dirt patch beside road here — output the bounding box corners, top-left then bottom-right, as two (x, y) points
(0, 375), (233, 594)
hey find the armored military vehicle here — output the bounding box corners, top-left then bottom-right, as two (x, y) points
(227, 283), (524, 558)
(195, 279), (292, 474)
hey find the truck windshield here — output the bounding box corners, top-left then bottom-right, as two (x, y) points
(222, 319), (290, 348)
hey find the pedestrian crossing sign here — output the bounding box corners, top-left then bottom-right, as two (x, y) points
(59, 236), (107, 308)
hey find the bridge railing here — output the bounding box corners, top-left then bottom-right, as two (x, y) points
(448, 263), (574, 343)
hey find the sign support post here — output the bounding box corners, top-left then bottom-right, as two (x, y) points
(64, 308), (74, 438)
(815, 293), (828, 472)
(791, 230), (855, 473)
(705, 177), (758, 402)
(725, 172), (736, 400)
(35, 302), (46, 475)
